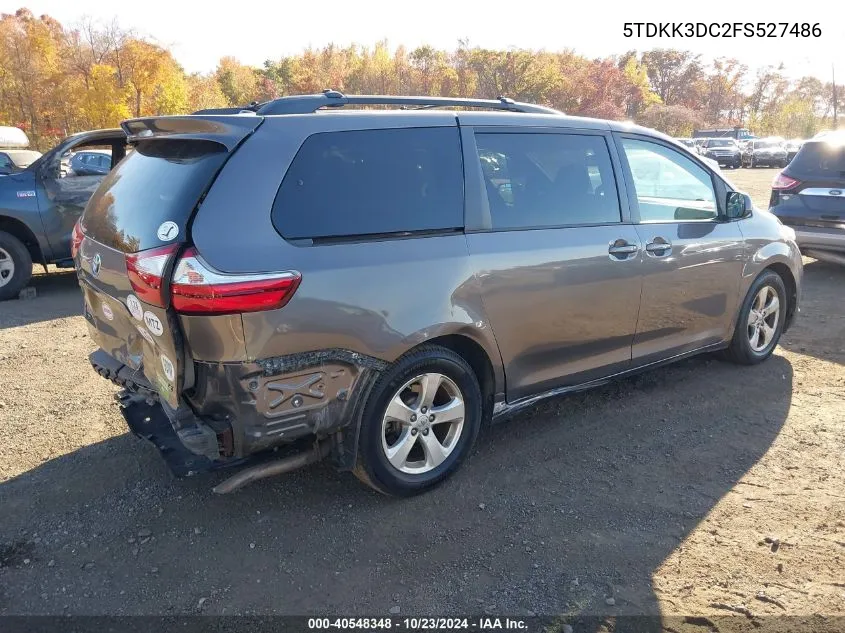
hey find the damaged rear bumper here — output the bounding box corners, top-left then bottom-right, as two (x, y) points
(90, 348), (385, 477)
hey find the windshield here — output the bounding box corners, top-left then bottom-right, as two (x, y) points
(755, 141), (781, 149)
(707, 140), (736, 148)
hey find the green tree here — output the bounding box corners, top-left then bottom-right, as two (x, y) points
(214, 56), (259, 106)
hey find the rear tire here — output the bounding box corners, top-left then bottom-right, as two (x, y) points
(0, 231), (33, 301)
(724, 270), (787, 365)
(353, 345), (482, 496)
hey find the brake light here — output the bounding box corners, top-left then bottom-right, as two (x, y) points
(772, 172), (800, 190)
(71, 221), (84, 259)
(125, 244), (180, 307)
(170, 247), (301, 315)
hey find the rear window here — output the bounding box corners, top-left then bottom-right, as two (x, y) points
(272, 127), (463, 240)
(82, 140), (227, 253)
(789, 141), (845, 178)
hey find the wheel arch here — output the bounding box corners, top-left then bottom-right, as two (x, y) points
(763, 261), (798, 332)
(0, 214), (45, 266)
(422, 333), (498, 424)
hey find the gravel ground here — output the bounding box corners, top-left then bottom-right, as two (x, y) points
(1, 169), (843, 624)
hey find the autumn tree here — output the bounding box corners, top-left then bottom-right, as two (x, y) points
(1, 9), (841, 149)
(641, 49), (704, 107)
(215, 56), (259, 106)
(186, 73), (227, 111)
(638, 104), (705, 136)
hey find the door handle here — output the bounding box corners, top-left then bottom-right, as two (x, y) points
(608, 240), (639, 260)
(645, 238), (672, 257)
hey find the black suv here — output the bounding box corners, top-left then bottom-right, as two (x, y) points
(769, 132), (845, 265)
(699, 138), (742, 168)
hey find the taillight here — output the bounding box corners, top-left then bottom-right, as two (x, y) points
(170, 247), (301, 315)
(71, 221), (84, 259)
(125, 244), (180, 307)
(772, 172), (800, 190)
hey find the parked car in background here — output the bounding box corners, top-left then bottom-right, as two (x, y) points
(742, 139), (789, 168)
(785, 139), (804, 162)
(700, 155), (721, 172)
(700, 138), (742, 168)
(693, 138), (709, 154)
(0, 128), (127, 300)
(674, 138), (720, 172)
(769, 132), (845, 265)
(70, 149), (113, 176)
(75, 92), (801, 496)
(675, 138), (695, 149)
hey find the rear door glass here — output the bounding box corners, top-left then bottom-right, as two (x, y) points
(789, 141), (845, 180)
(82, 139), (228, 252)
(474, 132), (622, 228)
(272, 127), (464, 240)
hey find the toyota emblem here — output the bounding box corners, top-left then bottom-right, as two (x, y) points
(830, 189), (842, 196)
(91, 253), (102, 277)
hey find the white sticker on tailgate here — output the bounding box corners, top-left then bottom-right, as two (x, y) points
(126, 294), (143, 321)
(160, 354), (175, 382)
(157, 221), (179, 241)
(143, 311), (164, 337)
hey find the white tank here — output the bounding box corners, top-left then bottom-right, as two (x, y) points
(0, 126), (30, 148)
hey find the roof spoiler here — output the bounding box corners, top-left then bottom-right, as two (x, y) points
(121, 115), (263, 151)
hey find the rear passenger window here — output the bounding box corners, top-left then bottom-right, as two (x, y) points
(475, 133), (621, 229)
(273, 127), (463, 240)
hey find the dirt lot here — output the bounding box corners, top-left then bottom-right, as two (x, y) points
(1, 168), (843, 626)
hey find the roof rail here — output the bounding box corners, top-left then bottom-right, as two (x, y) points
(252, 90), (561, 116)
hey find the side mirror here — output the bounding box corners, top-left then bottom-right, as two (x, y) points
(726, 191), (753, 220)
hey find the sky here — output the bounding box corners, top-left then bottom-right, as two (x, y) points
(5, 0), (844, 83)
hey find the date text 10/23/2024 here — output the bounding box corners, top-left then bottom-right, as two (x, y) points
(307, 617), (531, 631)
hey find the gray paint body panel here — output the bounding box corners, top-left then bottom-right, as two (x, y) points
(80, 107), (804, 471)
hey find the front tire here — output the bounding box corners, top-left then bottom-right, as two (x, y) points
(724, 270), (787, 365)
(353, 345), (483, 496)
(0, 231), (33, 301)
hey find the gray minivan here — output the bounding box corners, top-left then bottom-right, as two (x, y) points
(74, 93), (803, 495)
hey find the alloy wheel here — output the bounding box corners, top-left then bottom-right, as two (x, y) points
(380, 372), (466, 475)
(747, 285), (780, 353)
(0, 247), (15, 288)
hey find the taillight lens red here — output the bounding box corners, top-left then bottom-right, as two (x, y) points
(772, 172), (800, 190)
(170, 247), (301, 315)
(71, 221), (84, 259)
(125, 244), (180, 307)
